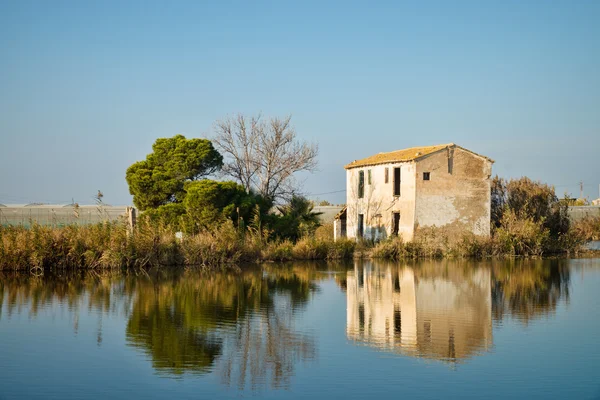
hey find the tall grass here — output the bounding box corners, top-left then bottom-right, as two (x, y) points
(1, 213), (595, 271)
(0, 221), (184, 270)
(0, 220), (357, 271)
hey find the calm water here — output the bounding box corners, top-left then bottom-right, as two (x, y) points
(1, 258), (600, 399)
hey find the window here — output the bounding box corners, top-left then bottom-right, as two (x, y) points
(358, 171), (364, 198)
(423, 172), (430, 181)
(393, 167), (401, 196)
(384, 168), (389, 183)
(368, 169), (372, 185)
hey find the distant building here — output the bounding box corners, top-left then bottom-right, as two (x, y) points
(593, 198), (600, 206)
(311, 205), (345, 224)
(335, 143), (494, 242)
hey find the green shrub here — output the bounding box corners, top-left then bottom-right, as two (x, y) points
(181, 221), (245, 267)
(262, 240), (294, 261)
(453, 234), (495, 258)
(493, 210), (549, 256)
(326, 239), (355, 259)
(292, 237), (329, 260)
(372, 237), (408, 260)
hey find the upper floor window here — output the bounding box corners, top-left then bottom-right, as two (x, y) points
(368, 169), (372, 185)
(358, 170), (365, 198)
(385, 168), (389, 183)
(393, 167), (401, 196)
(423, 172), (430, 181)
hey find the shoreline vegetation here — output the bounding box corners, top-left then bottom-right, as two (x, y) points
(3, 131), (600, 271)
(1, 215), (599, 271)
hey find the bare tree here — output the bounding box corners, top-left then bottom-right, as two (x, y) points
(213, 114), (318, 203)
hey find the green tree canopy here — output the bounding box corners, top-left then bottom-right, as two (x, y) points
(126, 135), (223, 210)
(273, 195), (322, 241)
(184, 180), (261, 230)
(491, 176), (569, 237)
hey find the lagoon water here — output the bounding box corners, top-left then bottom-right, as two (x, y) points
(1, 258), (599, 399)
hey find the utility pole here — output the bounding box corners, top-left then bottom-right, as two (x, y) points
(580, 181), (584, 200)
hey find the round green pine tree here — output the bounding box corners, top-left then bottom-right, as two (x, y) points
(126, 135), (223, 211)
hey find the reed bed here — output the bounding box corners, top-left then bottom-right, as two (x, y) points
(0, 215), (593, 271)
(0, 221), (357, 271)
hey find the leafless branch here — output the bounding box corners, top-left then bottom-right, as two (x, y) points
(213, 114), (318, 203)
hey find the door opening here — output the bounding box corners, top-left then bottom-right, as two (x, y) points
(393, 212), (400, 236)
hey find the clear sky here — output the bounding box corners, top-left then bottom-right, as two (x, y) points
(1, 0), (599, 206)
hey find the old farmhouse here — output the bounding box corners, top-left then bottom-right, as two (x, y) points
(334, 143), (494, 242)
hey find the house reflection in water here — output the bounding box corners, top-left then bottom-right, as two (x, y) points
(346, 261), (492, 363)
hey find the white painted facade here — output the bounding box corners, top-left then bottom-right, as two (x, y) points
(338, 145), (493, 242)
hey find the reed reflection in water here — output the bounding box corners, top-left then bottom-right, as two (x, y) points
(0, 258), (572, 385)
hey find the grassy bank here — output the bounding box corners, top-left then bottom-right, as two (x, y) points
(2, 215), (599, 271)
(0, 221), (358, 271)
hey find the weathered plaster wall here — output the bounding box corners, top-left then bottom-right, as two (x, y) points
(414, 147), (492, 237)
(346, 162), (417, 241)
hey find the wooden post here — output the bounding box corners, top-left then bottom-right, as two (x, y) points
(126, 207), (136, 231)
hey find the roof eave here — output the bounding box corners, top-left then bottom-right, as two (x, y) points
(344, 159), (413, 170)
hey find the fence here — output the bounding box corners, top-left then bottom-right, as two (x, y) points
(0, 205), (135, 228)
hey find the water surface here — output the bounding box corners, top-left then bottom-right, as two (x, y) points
(1, 258), (599, 399)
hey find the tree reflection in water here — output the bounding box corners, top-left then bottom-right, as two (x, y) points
(122, 266), (319, 384)
(0, 258), (573, 379)
(0, 266), (319, 385)
(491, 258), (570, 324)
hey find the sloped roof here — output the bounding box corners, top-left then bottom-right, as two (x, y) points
(344, 143), (492, 169)
(312, 206), (345, 223)
(334, 206), (347, 220)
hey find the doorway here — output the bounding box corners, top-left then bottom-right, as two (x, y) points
(393, 212), (400, 236)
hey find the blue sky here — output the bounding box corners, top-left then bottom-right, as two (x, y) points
(1, 0), (599, 205)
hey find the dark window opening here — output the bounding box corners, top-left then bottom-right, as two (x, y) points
(358, 269), (364, 287)
(358, 171), (364, 198)
(358, 214), (364, 238)
(448, 328), (456, 359)
(384, 168), (389, 183)
(423, 172), (430, 181)
(359, 304), (365, 332)
(394, 275), (401, 293)
(393, 212), (400, 236)
(394, 307), (401, 335)
(393, 167), (401, 196)
(424, 321), (432, 343)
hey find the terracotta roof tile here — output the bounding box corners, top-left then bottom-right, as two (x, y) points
(344, 143), (492, 169)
